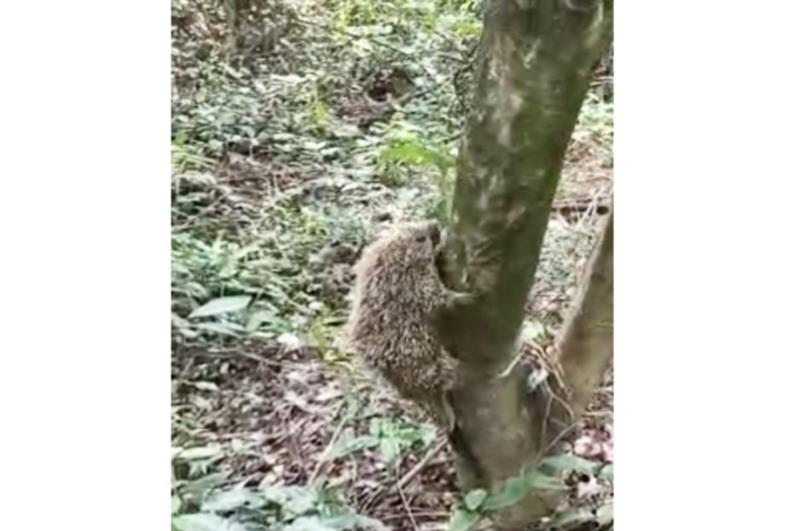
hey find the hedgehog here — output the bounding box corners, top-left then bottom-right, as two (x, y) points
(343, 221), (472, 428)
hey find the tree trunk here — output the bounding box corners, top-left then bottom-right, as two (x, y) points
(436, 1), (613, 527)
(557, 211), (613, 416)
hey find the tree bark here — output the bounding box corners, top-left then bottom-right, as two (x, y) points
(435, 1), (613, 527)
(556, 211), (613, 416)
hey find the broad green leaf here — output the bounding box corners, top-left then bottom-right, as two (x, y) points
(262, 485), (318, 516)
(379, 437), (399, 464)
(549, 507), (595, 527)
(201, 487), (261, 512)
(524, 470), (568, 491)
(172, 313), (192, 329)
(179, 472), (227, 499)
(597, 502), (613, 525)
(328, 435), (378, 459)
(598, 464), (614, 481)
(419, 424), (438, 447)
(171, 494), (182, 515)
(194, 322), (245, 337)
(378, 417), (395, 435)
(282, 517), (333, 531)
(172, 513), (248, 531)
(451, 19), (481, 38)
(540, 454), (599, 475)
(483, 475), (529, 511)
(463, 489), (488, 512)
(369, 418), (383, 438)
(317, 514), (388, 530)
(189, 296), (251, 318)
(191, 381), (219, 392)
(331, 123), (361, 138)
(395, 426), (424, 445)
(483, 469), (566, 514)
(175, 445), (223, 461)
(447, 508), (481, 531)
(379, 140), (436, 167)
(246, 309), (278, 332)
(272, 132), (298, 141)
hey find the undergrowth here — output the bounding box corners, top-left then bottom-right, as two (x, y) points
(171, 1), (613, 529)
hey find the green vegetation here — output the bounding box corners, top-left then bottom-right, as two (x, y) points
(171, 1), (613, 529)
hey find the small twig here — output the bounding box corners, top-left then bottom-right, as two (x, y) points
(538, 419), (580, 460)
(381, 511), (450, 521)
(285, 417), (307, 481)
(583, 410), (613, 418)
(360, 437), (448, 513)
(539, 391), (554, 452)
(498, 348), (526, 379)
(397, 437), (448, 491)
(396, 464), (421, 531)
(397, 483), (420, 531)
(308, 402), (350, 485)
(186, 348), (302, 370)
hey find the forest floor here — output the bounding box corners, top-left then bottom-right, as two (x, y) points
(171, 2), (613, 530)
(171, 135), (613, 530)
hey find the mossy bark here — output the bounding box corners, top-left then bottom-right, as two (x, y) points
(436, 1), (613, 527)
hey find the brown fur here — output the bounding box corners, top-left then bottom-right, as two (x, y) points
(344, 221), (460, 426)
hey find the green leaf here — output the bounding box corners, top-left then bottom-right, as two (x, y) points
(172, 513), (248, 531)
(483, 475), (529, 511)
(419, 424), (438, 447)
(331, 123), (361, 138)
(282, 517), (333, 531)
(178, 472), (227, 499)
(262, 485), (319, 516)
(379, 437), (400, 464)
(246, 309), (278, 332)
(315, 514), (388, 530)
(483, 469), (566, 514)
(172, 313), (192, 329)
(328, 435), (378, 459)
(598, 464), (614, 481)
(463, 489), (488, 512)
(201, 487), (261, 512)
(549, 507), (595, 527)
(450, 19), (481, 38)
(189, 296), (251, 318)
(171, 494), (182, 515)
(191, 381), (219, 392)
(597, 502), (613, 525)
(369, 418), (383, 438)
(447, 508), (481, 531)
(524, 470), (567, 491)
(378, 139), (447, 170)
(540, 454), (599, 475)
(175, 445), (223, 461)
(194, 322), (245, 337)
